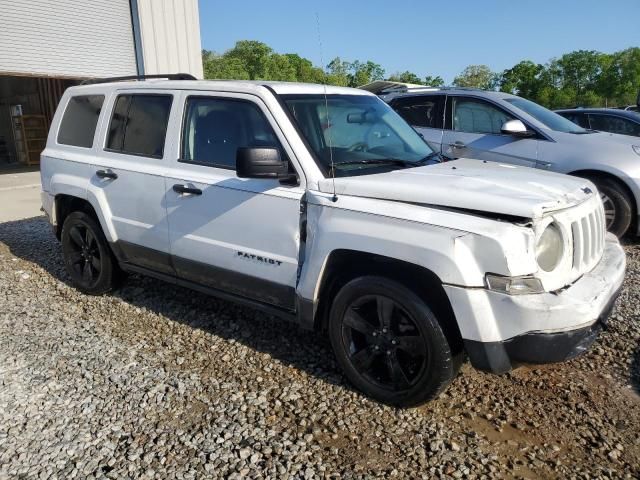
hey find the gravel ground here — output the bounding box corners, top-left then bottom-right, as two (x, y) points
(0, 216), (638, 479)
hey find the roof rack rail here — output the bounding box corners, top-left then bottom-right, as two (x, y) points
(360, 82), (487, 96)
(381, 85), (485, 94)
(81, 73), (197, 85)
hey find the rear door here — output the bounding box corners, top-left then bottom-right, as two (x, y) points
(90, 91), (175, 274)
(441, 96), (538, 168)
(390, 95), (446, 152)
(164, 92), (303, 310)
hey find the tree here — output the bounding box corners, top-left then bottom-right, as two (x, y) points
(386, 72), (443, 86)
(225, 40), (273, 80)
(555, 50), (605, 94)
(326, 57), (350, 86)
(202, 50), (250, 80)
(424, 75), (445, 87)
(499, 60), (546, 100)
(387, 71), (422, 84)
(201, 41), (639, 109)
(284, 54), (325, 83)
(598, 47), (640, 106)
(453, 65), (498, 90)
(263, 54), (297, 81)
(349, 60), (385, 87)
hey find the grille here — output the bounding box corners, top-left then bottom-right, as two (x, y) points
(570, 201), (605, 274)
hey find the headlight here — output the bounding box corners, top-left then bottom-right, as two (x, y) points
(536, 223), (563, 272)
(486, 274), (544, 295)
(633, 145), (640, 156)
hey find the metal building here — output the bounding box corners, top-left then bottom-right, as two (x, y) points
(0, 0), (203, 168)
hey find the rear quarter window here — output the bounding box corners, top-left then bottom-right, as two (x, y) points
(57, 95), (105, 148)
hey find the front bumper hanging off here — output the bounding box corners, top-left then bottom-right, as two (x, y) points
(463, 285), (621, 373)
(444, 233), (626, 374)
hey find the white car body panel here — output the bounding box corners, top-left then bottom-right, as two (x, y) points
(318, 158), (594, 219)
(40, 79), (626, 374)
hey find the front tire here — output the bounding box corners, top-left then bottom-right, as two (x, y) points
(591, 178), (633, 237)
(61, 211), (119, 295)
(328, 276), (458, 407)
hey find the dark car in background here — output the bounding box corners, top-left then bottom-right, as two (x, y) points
(556, 108), (640, 138)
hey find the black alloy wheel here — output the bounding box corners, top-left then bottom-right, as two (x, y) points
(67, 223), (101, 286)
(61, 211), (119, 295)
(341, 294), (427, 391)
(329, 276), (458, 407)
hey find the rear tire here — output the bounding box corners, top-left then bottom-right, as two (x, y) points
(328, 276), (458, 407)
(590, 178), (633, 237)
(61, 211), (119, 295)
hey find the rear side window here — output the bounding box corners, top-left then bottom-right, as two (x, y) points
(57, 95), (104, 148)
(180, 97), (281, 169)
(106, 94), (172, 158)
(391, 96), (445, 129)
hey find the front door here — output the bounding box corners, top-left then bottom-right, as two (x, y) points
(90, 91), (175, 274)
(441, 96), (538, 168)
(165, 93), (303, 310)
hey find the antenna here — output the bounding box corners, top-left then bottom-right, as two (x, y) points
(316, 12), (337, 202)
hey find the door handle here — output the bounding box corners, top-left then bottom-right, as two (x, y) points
(537, 161), (552, 170)
(173, 184), (202, 195)
(449, 141), (466, 149)
(96, 169), (118, 180)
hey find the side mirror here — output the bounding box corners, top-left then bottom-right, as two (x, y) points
(501, 119), (535, 138)
(236, 147), (289, 179)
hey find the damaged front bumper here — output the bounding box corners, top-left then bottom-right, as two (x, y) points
(444, 234), (626, 374)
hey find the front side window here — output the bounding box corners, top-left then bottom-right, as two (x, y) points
(282, 94), (434, 177)
(106, 94), (172, 158)
(181, 97), (281, 169)
(392, 95), (445, 129)
(589, 114), (640, 137)
(505, 97), (588, 134)
(452, 97), (514, 134)
(57, 95), (104, 148)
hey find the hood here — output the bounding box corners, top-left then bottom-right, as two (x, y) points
(318, 158), (594, 219)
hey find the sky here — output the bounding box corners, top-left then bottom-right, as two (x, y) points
(197, 0), (640, 83)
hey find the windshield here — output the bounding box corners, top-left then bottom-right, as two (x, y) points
(505, 97), (590, 134)
(281, 94), (435, 177)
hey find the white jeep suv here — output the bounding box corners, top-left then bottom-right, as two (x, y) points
(40, 76), (625, 406)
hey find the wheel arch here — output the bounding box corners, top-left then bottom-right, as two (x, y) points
(53, 194), (100, 240)
(311, 249), (464, 354)
(569, 169), (637, 211)
(569, 169), (638, 233)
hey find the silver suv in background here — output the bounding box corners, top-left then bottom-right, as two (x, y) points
(370, 84), (640, 237)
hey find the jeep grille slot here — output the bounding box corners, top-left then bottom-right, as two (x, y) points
(570, 199), (605, 274)
(571, 221), (581, 269)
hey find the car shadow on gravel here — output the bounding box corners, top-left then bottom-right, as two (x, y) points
(0, 217), (357, 395)
(632, 347), (640, 396)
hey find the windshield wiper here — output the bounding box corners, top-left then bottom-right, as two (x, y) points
(569, 129), (597, 134)
(330, 158), (414, 169)
(330, 154), (442, 171)
(416, 151), (444, 164)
